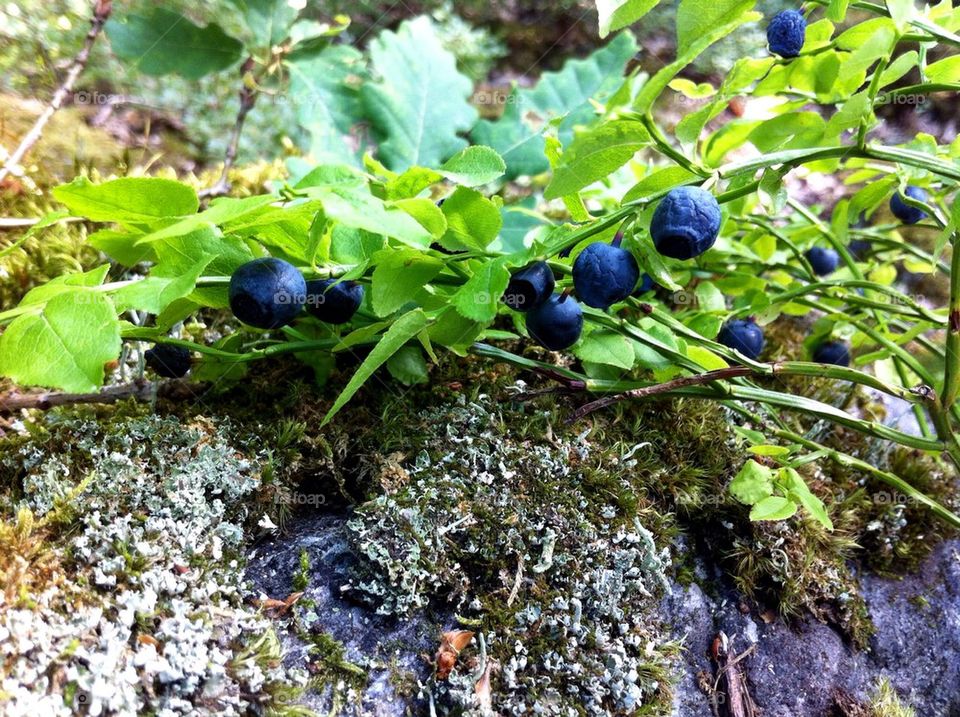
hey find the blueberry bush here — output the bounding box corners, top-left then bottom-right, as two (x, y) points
(3, 0), (960, 533)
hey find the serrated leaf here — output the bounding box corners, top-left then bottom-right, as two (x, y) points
(0, 291), (121, 392)
(575, 330), (635, 369)
(730, 459), (774, 505)
(439, 187), (503, 252)
(676, 0), (756, 56)
(545, 119), (650, 199)
(227, 0), (299, 47)
(451, 258), (511, 323)
(370, 249), (444, 316)
(287, 45), (366, 164)
(597, 0), (660, 37)
(781, 467), (833, 530)
(322, 309), (432, 425)
(471, 34), (638, 180)
(53, 177), (198, 225)
(750, 495), (798, 521)
(438, 146), (507, 187)
(386, 345), (429, 385)
(106, 8), (242, 79)
(361, 17), (477, 170)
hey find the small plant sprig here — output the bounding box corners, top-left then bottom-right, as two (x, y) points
(3, 0), (960, 530)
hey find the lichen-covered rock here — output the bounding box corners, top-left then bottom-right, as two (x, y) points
(0, 412), (307, 716)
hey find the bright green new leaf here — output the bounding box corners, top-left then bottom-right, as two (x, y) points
(596, 0), (660, 37)
(676, 0), (756, 56)
(575, 330), (636, 369)
(370, 249), (444, 316)
(782, 467), (833, 530)
(750, 495), (798, 521)
(451, 258), (511, 323)
(106, 8), (243, 79)
(438, 146), (507, 187)
(53, 177), (198, 225)
(926, 56), (960, 83)
(545, 119), (650, 199)
(322, 309), (432, 424)
(0, 291), (121, 392)
(730, 459), (774, 504)
(361, 17), (477, 170)
(439, 187), (503, 252)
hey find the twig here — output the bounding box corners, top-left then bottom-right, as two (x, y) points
(0, 1), (112, 184)
(199, 58), (257, 199)
(0, 380), (155, 412)
(571, 366), (754, 422)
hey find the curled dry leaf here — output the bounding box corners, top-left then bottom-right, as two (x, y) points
(435, 629), (474, 679)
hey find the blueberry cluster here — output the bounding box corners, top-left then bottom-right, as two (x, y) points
(228, 257), (365, 330)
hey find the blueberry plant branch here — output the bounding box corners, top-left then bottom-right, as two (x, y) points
(0, 0), (112, 184)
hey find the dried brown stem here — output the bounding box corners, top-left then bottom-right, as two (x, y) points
(199, 59), (258, 199)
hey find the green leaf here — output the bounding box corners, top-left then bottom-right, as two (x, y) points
(622, 166), (698, 203)
(322, 309), (432, 424)
(624, 230), (682, 291)
(361, 17), (477, 170)
(827, 0), (850, 22)
(153, 228), (255, 308)
(451, 258), (511, 322)
(574, 330), (635, 369)
(676, 0), (756, 56)
(105, 8), (243, 79)
(439, 187), (503, 252)
(635, 3), (760, 113)
(545, 119), (650, 199)
(438, 146), (507, 187)
(428, 307), (484, 352)
(781, 467), (833, 530)
(287, 45), (367, 164)
(112, 256), (214, 314)
(730, 459), (774, 505)
(750, 495), (798, 521)
(301, 186), (433, 249)
(597, 0), (660, 37)
(19, 265), (110, 307)
(0, 291), (121, 392)
(926, 56), (960, 83)
(386, 345), (430, 385)
(471, 34), (638, 179)
(686, 345), (729, 370)
(370, 249), (444, 316)
(53, 177), (198, 225)
(227, 0), (298, 47)
(392, 198), (447, 238)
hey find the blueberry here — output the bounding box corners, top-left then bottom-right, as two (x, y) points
(503, 261), (555, 311)
(526, 293), (584, 351)
(650, 186), (722, 260)
(144, 344), (192, 378)
(305, 279), (364, 324)
(229, 257), (306, 329)
(767, 10), (806, 58)
(812, 340), (850, 366)
(805, 247), (840, 276)
(848, 239), (871, 261)
(890, 186), (928, 225)
(717, 319), (765, 360)
(572, 239), (640, 309)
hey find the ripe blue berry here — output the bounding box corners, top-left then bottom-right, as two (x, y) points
(813, 340), (850, 366)
(503, 261), (555, 311)
(650, 186), (722, 260)
(767, 10), (806, 58)
(144, 344), (192, 378)
(890, 186), (928, 225)
(572, 240), (640, 309)
(229, 257), (306, 329)
(805, 247), (840, 276)
(306, 279), (364, 324)
(848, 239), (871, 261)
(717, 319), (765, 360)
(526, 293), (584, 351)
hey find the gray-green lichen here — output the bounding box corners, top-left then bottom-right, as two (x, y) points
(343, 394), (676, 715)
(0, 411), (308, 715)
